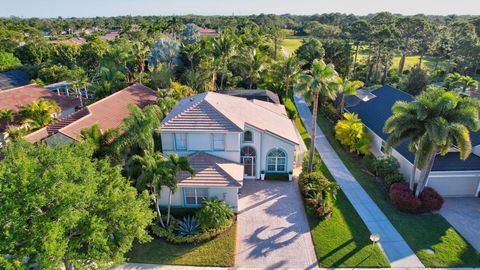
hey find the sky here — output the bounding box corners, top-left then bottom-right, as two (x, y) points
(1, 0), (479, 18)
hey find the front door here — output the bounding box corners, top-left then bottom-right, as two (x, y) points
(243, 156), (255, 177)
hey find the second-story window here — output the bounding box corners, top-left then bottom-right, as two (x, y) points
(175, 133), (187, 150)
(244, 130), (253, 142)
(213, 134), (225, 150)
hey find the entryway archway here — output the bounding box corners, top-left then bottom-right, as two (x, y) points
(241, 146), (256, 178)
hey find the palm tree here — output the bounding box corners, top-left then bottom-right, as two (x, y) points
(79, 123), (118, 158)
(274, 55), (303, 98)
(444, 72), (463, 90)
(459, 76), (478, 92)
(112, 104), (163, 157)
(19, 99), (60, 130)
(212, 34), (235, 89)
(132, 42), (150, 84)
(336, 78), (364, 113)
(384, 87), (480, 197)
(237, 47), (267, 89)
(131, 152), (194, 228)
(297, 59), (339, 172)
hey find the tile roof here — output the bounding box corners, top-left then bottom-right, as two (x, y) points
(346, 85), (480, 171)
(0, 84), (80, 112)
(25, 84), (157, 142)
(216, 89), (281, 104)
(161, 92), (299, 145)
(0, 70), (30, 90)
(177, 152), (243, 187)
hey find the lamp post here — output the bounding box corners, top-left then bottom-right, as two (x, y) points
(370, 233), (380, 252)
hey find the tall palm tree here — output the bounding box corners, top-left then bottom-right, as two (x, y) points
(237, 47), (267, 89)
(274, 55), (303, 98)
(69, 76), (91, 107)
(112, 104), (163, 157)
(384, 87), (480, 197)
(336, 78), (364, 113)
(131, 152), (194, 228)
(212, 34), (235, 89)
(79, 123), (118, 158)
(297, 59), (339, 172)
(132, 42), (150, 84)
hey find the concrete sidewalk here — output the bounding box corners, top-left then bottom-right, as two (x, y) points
(293, 91), (424, 268)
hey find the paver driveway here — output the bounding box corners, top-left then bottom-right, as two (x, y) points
(439, 198), (480, 251)
(235, 179), (318, 269)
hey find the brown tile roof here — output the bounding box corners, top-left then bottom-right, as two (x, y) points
(161, 92), (299, 145)
(0, 84), (80, 112)
(25, 84), (158, 142)
(177, 152), (243, 187)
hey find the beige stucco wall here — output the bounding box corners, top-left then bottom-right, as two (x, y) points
(158, 186), (240, 212)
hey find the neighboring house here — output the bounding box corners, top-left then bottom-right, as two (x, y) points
(198, 27), (219, 37)
(346, 85), (480, 197)
(217, 89), (281, 104)
(100, 30), (120, 42)
(159, 91), (301, 211)
(0, 84), (80, 146)
(25, 84), (158, 143)
(0, 70), (30, 90)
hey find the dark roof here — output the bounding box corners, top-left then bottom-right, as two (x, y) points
(216, 89), (281, 104)
(0, 70), (30, 90)
(346, 85), (480, 171)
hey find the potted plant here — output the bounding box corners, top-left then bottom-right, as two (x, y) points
(288, 171), (293, 181)
(260, 170), (265, 180)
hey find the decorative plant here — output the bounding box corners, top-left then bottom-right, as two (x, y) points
(175, 216), (200, 236)
(334, 112), (371, 155)
(196, 198), (234, 230)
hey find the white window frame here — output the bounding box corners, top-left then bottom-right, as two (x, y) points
(184, 188), (208, 206)
(212, 133), (225, 151)
(175, 133), (187, 150)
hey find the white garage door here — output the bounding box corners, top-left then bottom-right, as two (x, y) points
(427, 174), (480, 197)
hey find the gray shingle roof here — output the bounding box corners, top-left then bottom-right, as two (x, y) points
(346, 85), (480, 172)
(0, 70), (31, 90)
(177, 152), (243, 187)
(161, 92), (299, 145)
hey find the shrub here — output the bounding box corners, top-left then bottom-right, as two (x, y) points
(301, 152), (323, 172)
(319, 102), (341, 122)
(299, 171), (339, 219)
(390, 182), (444, 214)
(334, 112), (371, 155)
(196, 198), (234, 230)
(265, 173), (289, 181)
(363, 155), (377, 174)
(390, 183), (422, 213)
(384, 173), (404, 187)
(419, 187), (444, 212)
(175, 216), (200, 236)
(283, 98), (298, 119)
(152, 218), (233, 244)
(374, 156), (400, 178)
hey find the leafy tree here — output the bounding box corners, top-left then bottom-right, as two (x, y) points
(79, 36), (109, 75)
(0, 52), (21, 72)
(0, 141), (154, 270)
(14, 42), (51, 66)
(51, 43), (81, 68)
(295, 38), (325, 69)
(79, 123), (118, 158)
(150, 38), (180, 68)
(273, 55), (303, 97)
(322, 39), (353, 77)
(384, 87), (480, 197)
(0, 29), (24, 53)
(348, 19), (371, 76)
(335, 112), (371, 155)
(297, 59), (339, 172)
(304, 21), (340, 39)
(182, 68), (209, 92)
(182, 23), (201, 44)
(148, 63), (175, 89)
(403, 65), (429, 95)
(236, 47), (268, 89)
(396, 16), (429, 75)
(93, 65), (126, 99)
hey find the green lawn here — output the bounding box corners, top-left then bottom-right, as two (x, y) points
(291, 99), (389, 267)
(314, 111), (480, 267)
(281, 38), (303, 55)
(126, 223), (237, 267)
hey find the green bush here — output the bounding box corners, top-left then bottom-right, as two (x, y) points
(283, 98), (298, 119)
(299, 171), (339, 219)
(319, 102), (340, 122)
(265, 173), (289, 181)
(152, 218), (233, 244)
(373, 156), (400, 178)
(301, 152), (323, 172)
(363, 155), (377, 174)
(384, 173), (404, 187)
(196, 198), (234, 230)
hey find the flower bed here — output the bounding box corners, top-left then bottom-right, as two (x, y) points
(389, 182), (444, 214)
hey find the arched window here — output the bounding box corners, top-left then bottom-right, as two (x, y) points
(266, 148), (287, 172)
(244, 130), (253, 142)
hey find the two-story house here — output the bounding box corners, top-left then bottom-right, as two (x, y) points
(159, 91), (301, 211)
